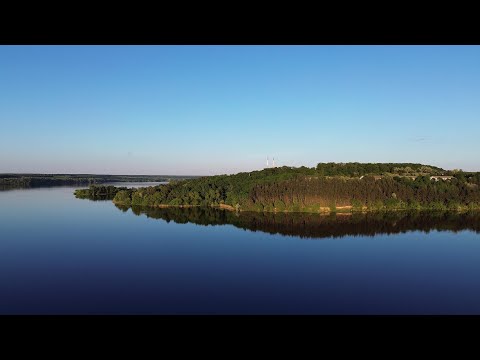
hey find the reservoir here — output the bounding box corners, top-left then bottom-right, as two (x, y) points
(1, 185), (480, 314)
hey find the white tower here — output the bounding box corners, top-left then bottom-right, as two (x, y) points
(273, 157), (275, 167)
(266, 156), (269, 168)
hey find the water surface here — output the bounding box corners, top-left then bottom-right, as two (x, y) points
(1, 185), (480, 314)
(97, 181), (167, 188)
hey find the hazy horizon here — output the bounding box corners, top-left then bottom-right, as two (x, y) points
(0, 160), (472, 177)
(1, 45), (479, 175)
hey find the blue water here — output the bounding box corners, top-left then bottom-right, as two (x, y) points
(1, 186), (480, 314)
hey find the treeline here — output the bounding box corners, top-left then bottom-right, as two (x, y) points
(249, 175), (480, 212)
(111, 167), (305, 208)
(101, 163), (480, 213)
(74, 185), (128, 200)
(0, 174), (197, 189)
(315, 162), (445, 177)
(116, 206), (480, 239)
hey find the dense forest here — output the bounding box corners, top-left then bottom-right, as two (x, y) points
(115, 206), (480, 239)
(0, 174), (197, 189)
(74, 185), (127, 200)
(91, 163), (480, 213)
(315, 162), (445, 176)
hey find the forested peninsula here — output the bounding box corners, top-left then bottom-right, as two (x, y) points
(74, 163), (480, 213)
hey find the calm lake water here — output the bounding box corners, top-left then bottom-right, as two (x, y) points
(2, 185), (480, 314)
(98, 181), (168, 188)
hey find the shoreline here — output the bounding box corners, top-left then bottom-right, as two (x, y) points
(112, 200), (480, 215)
(113, 201), (237, 211)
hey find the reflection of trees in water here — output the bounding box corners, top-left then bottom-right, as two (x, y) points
(114, 205), (480, 239)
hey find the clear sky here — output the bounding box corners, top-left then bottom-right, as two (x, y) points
(1, 45), (479, 175)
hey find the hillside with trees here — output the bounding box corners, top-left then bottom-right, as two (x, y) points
(315, 162), (444, 177)
(84, 163), (480, 213)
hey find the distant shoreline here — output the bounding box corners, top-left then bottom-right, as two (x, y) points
(0, 174), (197, 190)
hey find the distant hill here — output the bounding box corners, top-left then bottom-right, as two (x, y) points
(314, 162), (446, 176)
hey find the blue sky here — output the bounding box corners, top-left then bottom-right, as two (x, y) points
(1, 45), (479, 175)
